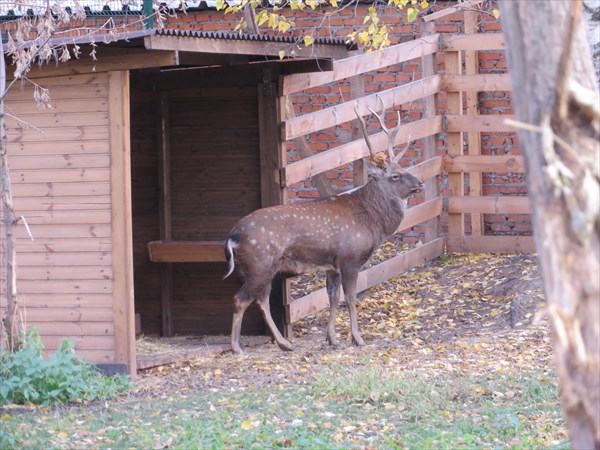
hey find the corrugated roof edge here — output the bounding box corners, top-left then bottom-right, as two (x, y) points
(155, 28), (354, 49)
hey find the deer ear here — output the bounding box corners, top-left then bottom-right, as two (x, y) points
(366, 160), (386, 180)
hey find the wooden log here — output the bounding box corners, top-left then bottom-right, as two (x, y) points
(446, 235), (536, 253)
(447, 196), (531, 214)
(148, 241), (226, 263)
(283, 75), (442, 140)
(444, 155), (526, 173)
(286, 237), (445, 323)
(281, 34), (440, 95)
(281, 116), (442, 187)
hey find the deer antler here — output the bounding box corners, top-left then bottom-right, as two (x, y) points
(353, 101), (378, 159)
(368, 95), (402, 162)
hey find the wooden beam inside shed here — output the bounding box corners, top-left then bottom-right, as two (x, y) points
(144, 35), (349, 59)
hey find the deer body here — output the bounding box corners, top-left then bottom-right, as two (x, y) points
(224, 99), (423, 354)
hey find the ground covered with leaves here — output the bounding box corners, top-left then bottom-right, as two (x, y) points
(1, 253), (569, 449)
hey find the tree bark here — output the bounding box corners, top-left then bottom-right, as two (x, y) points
(500, 1), (600, 448)
(0, 35), (21, 351)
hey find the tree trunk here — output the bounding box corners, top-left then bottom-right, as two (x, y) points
(0, 33), (21, 351)
(500, 1), (600, 448)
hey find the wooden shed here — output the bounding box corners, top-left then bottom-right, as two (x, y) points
(1, 29), (351, 375)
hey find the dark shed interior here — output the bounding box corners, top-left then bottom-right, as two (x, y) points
(130, 66), (270, 337)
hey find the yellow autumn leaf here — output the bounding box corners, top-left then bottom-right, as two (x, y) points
(304, 35), (314, 46)
(241, 419), (256, 430)
(278, 50), (286, 60)
(492, 8), (501, 19)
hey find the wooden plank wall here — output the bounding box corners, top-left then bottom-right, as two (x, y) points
(1, 73), (115, 364)
(130, 68), (266, 336)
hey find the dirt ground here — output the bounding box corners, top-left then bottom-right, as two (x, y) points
(132, 252), (552, 398)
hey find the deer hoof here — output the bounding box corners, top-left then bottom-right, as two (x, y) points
(276, 339), (293, 351)
(231, 344), (244, 354)
(352, 337), (366, 347)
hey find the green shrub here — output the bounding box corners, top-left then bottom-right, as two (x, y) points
(0, 327), (130, 406)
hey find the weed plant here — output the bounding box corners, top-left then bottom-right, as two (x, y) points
(0, 327), (129, 406)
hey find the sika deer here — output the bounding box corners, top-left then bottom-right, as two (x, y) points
(224, 100), (423, 354)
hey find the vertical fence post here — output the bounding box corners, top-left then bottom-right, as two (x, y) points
(421, 22), (441, 243)
(464, 10), (483, 236)
(350, 73), (367, 187)
(445, 47), (465, 240)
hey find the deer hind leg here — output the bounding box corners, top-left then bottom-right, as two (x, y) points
(256, 288), (292, 352)
(341, 269), (365, 346)
(326, 270), (341, 346)
(231, 290), (254, 354)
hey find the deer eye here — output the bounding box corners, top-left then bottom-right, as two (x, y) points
(391, 173), (402, 181)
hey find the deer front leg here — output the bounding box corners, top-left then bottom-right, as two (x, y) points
(257, 292), (292, 352)
(341, 269), (365, 346)
(326, 270), (341, 346)
(231, 292), (253, 354)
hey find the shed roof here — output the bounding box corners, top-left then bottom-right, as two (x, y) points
(4, 27), (353, 78)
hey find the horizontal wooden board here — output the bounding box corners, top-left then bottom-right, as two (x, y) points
(7, 84), (109, 102)
(444, 33), (505, 51)
(446, 235), (535, 253)
(284, 75), (442, 140)
(11, 251), (111, 266)
(10, 168), (110, 183)
(13, 238), (112, 253)
(5, 112), (109, 129)
(14, 196), (111, 211)
(6, 99), (109, 115)
(12, 210), (111, 225)
(407, 155), (443, 181)
(12, 223), (112, 239)
(7, 126), (109, 143)
(282, 34), (440, 95)
(444, 74), (511, 92)
(444, 155), (525, 173)
(10, 265), (112, 281)
(6, 154), (109, 171)
(7, 140), (109, 156)
(447, 196), (531, 214)
(148, 241), (226, 263)
(13, 182), (110, 198)
(287, 237), (445, 322)
(7, 72), (109, 87)
(41, 335), (115, 351)
(397, 197), (443, 232)
(283, 116), (443, 186)
(18, 307), (114, 322)
(445, 115), (516, 133)
(29, 321), (114, 336)
(16, 293), (114, 308)
(0, 280), (111, 295)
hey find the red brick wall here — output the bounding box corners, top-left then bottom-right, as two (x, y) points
(4, 1), (530, 239)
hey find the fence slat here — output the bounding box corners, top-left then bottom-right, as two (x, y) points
(445, 114), (516, 132)
(286, 237), (445, 323)
(282, 116), (443, 186)
(443, 33), (505, 51)
(397, 197), (443, 232)
(447, 196), (531, 214)
(444, 74), (512, 92)
(445, 155), (525, 173)
(446, 235), (535, 253)
(284, 75), (442, 140)
(281, 34), (440, 95)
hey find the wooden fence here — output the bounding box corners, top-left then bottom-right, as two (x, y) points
(279, 26), (534, 325)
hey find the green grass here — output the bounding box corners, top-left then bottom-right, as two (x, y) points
(0, 364), (567, 450)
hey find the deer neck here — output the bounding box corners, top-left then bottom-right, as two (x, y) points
(350, 180), (406, 239)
